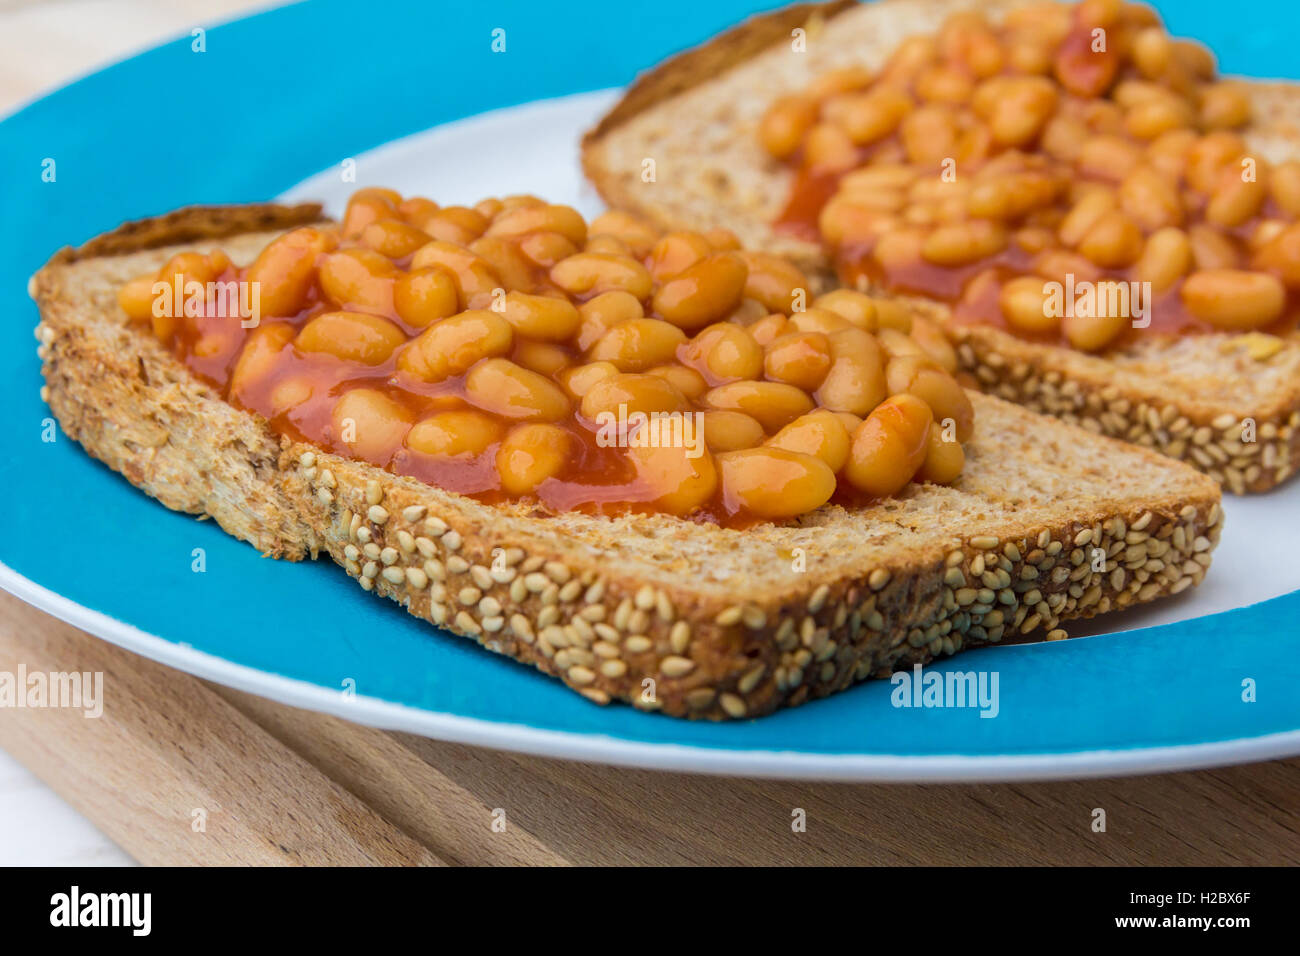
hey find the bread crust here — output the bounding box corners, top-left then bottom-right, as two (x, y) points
(581, 0), (1300, 492)
(32, 207), (1224, 719)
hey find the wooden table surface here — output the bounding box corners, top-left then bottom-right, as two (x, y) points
(3, 0), (1298, 867)
(3, 590), (1298, 866)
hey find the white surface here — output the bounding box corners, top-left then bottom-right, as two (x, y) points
(0, 749), (133, 866)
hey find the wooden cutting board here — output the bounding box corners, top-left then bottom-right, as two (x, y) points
(1, 590), (1297, 866)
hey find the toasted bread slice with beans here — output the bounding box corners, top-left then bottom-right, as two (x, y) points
(31, 204), (1222, 719)
(582, 0), (1300, 493)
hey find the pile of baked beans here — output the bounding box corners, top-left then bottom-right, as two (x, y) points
(117, 189), (972, 523)
(761, 0), (1300, 351)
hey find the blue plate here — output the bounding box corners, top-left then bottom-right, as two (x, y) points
(2, 0), (1298, 780)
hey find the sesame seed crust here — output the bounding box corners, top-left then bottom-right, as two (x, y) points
(32, 207), (1227, 720)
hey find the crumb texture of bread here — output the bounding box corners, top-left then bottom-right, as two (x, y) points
(583, 0), (1300, 492)
(33, 209), (1224, 720)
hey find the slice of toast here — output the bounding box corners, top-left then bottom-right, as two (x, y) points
(582, 0), (1300, 493)
(31, 204), (1222, 719)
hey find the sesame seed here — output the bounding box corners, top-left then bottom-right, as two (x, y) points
(544, 561), (571, 584)
(299, 452), (316, 468)
(479, 596), (502, 617)
(396, 530), (416, 553)
(381, 567), (405, 585)
(380, 547), (398, 566)
(719, 694), (746, 718)
(367, 505), (389, 525)
(406, 567), (429, 590)
(970, 535), (999, 550)
(319, 469), (336, 490)
(660, 656), (695, 677)
(343, 544), (360, 562)
(868, 568), (891, 591)
(442, 531), (462, 551)
(624, 635), (652, 654)
(808, 584), (830, 614)
(559, 580), (583, 603)
(424, 517), (448, 537)
(715, 606), (743, 626)
(402, 505), (427, 523)
(458, 587), (481, 606)
(316, 488), (333, 506)
(470, 565), (493, 590)
(634, 585), (656, 610)
(490, 565), (516, 584)
(362, 561), (379, 579)
(669, 621), (691, 654)
(454, 611), (481, 636)
(482, 616), (505, 633)
(510, 615), (534, 643)
(568, 666), (597, 686)
(600, 660), (627, 679)
(365, 481), (383, 505)
(447, 556), (469, 574)
(742, 605), (766, 629)
(423, 559), (445, 582)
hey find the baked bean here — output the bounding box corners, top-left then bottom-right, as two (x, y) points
(875, 327), (928, 361)
(465, 358), (570, 421)
(703, 227), (742, 251)
(518, 231), (579, 269)
(1063, 297), (1128, 351)
(916, 64), (974, 104)
(1034, 249), (1102, 284)
(825, 87), (912, 146)
(117, 276), (158, 322)
(577, 290), (644, 351)
(1252, 223), (1300, 286)
(398, 197), (439, 223)
(361, 219), (432, 259)
(921, 221), (1007, 266)
(1174, 39), (1216, 79)
(296, 311), (406, 365)
(394, 266), (460, 327)
(1206, 174), (1267, 229)
(882, 35), (938, 85)
(789, 307), (854, 335)
(1119, 167), (1183, 231)
(342, 192), (397, 239)
(1270, 161), (1300, 217)
(1077, 136), (1143, 181)
(587, 211), (659, 258)
(813, 289), (878, 330)
(1146, 128), (1198, 180)
(805, 66), (875, 100)
(645, 232), (709, 281)
(487, 204), (588, 248)
(1185, 132), (1246, 195)
(229, 322), (295, 401)
(627, 444), (718, 516)
(582, 232), (634, 256)
(500, 194), (546, 210)
(718, 448), (836, 519)
(680, 323), (763, 384)
(652, 253), (747, 330)
(397, 311), (514, 382)
(766, 410), (851, 472)
(818, 196), (897, 247)
(915, 422), (965, 484)
(418, 206), (490, 245)
(1181, 270), (1286, 329)
(472, 198), (503, 220)
(804, 122), (859, 172)
(512, 340), (571, 377)
(739, 252), (809, 314)
(901, 105), (958, 167)
(407, 410), (502, 458)
(1041, 114), (1088, 162)
(1078, 212), (1144, 268)
(646, 363), (708, 401)
(747, 312), (791, 346)
(247, 227), (337, 319)
(845, 394), (932, 498)
(1188, 224), (1242, 270)
(332, 388), (413, 464)
(816, 328), (887, 416)
(873, 228), (928, 271)
(469, 236), (539, 292)
(496, 424), (573, 496)
(702, 411), (766, 452)
(872, 298), (915, 333)
(318, 248), (397, 315)
(587, 318), (687, 371)
(500, 290), (581, 342)
(976, 76), (1058, 146)
(580, 373), (687, 421)
(764, 331), (833, 391)
(885, 355), (974, 441)
(704, 381), (815, 432)
(267, 376), (314, 416)
(1135, 227), (1193, 293)
(551, 252), (652, 300)
(999, 276), (1059, 334)
(1124, 95), (1194, 139)
(558, 361), (619, 399)
(759, 95), (819, 158)
(1130, 26), (1172, 78)
(967, 171), (1061, 220)
(410, 240), (504, 309)
(908, 315), (958, 372)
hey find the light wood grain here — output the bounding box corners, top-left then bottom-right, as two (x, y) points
(2, 590), (1297, 865)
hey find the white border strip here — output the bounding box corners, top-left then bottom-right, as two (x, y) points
(3, 560), (1299, 782)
